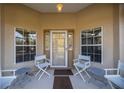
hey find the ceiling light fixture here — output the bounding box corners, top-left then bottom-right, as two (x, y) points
(56, 4), (63, 12)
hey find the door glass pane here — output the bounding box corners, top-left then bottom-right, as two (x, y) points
(52, 32), (66, 66)
(68, 32), (73, 50)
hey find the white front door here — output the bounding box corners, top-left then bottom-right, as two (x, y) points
(50, 31), (68, 67)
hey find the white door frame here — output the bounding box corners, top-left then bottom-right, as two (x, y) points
(50, 30), (68, 68)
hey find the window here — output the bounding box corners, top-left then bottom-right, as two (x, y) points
(80, 27), (102, 63)
(15, 28), (37, 63)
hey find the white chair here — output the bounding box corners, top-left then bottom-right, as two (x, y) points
(34, 55), (51, 80)
(0, 69), (16, 89)
(104, 60), (124, 89)
(73, 55), (91, 82)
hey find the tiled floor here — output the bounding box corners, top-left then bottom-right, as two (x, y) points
(10, 69), (111, 89)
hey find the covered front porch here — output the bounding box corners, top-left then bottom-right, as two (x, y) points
(0, 3), (124, 89)
(5, 68), (110, 89)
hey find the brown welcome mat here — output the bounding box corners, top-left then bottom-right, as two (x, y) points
(54, 69), (73, 75)
(53, 77), (73, 89)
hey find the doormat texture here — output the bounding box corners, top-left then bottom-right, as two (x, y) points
(53, 76), (73, 89)
(54, 69), (73, 75)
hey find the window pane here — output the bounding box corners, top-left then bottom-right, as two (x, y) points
(29, 32), (36, 45)
(24, 46), (30, 61)
(24, 30), (29, 38)
(24, 38), (30, 45)
(94, 54), (101, 63)
(81, 32), (87, 38)
(16, 28), (24, 38)
(94, 27), (101, 37)
(29, 38), (36, 45)
(94, 36), (101, 44)
(88, 46), (93, 53)
(16, 29), (24, 45)
(16, 45), (24, 63)
(30, 46), (36, 54)
(24, 54), (30, 61)
(29, 32), (36, 38)
(16, 55), (23, 63)
(81, 46), (87, 53)
(16, 38), (24, 45)
(94, 46), (101, 54)
(24, 46), (30, 54)
(31, 54), (36, 60)
(87, 30), (93, 37)
(87, 37), (93, 44)
(82, 38), (87, 44)
(16, 46), (23, 54)
(81, 52), (87, 55)
(87, 54), (94, 62)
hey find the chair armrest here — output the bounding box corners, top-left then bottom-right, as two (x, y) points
(104, 68), (118, 75)
(84, 62), (91, 68)
(73, 59), (78, 63)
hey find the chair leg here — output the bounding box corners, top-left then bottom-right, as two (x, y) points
(84, 70), (91, 79)
(35, 69), (41, 77)
(74, 69), (83, 76)
(74, 65), (86, 82)
(38, 66), (50, 80)
(38, 71), (44, 80)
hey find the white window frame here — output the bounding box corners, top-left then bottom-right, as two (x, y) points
(14, 27), (37, 64)
(80, 26), (104, 64)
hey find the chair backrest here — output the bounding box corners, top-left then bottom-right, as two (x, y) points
(78, 55), (91, 68)
(78, 55), (90, 62)
(34, 55), (46, 66)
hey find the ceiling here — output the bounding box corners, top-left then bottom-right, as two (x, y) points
(24, 3), (91, 13)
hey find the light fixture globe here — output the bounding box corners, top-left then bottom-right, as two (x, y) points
(56, 4), (63, 12)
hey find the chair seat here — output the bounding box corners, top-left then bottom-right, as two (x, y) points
(38, 62), (50, 68)
(74, 63), (85, 68)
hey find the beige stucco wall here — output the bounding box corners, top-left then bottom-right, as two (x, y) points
(1, 4), (120, 69)
(2, 4), (42, 69)
(119, 4), (124, 62)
